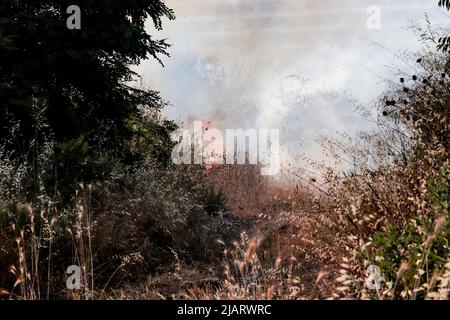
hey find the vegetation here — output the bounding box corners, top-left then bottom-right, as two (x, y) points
(1, 0), (450, 300)
(0, 0), (176, 199)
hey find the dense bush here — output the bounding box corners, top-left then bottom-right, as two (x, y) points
(0, 1), (177, 198)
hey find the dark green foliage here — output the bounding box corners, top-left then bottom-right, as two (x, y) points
(0, 0), (176, 197)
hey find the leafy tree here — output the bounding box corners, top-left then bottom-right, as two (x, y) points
(0, 1), (176, 197)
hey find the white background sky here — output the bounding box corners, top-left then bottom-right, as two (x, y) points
(136, 0), (449, 166)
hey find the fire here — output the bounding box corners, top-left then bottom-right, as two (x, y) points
(184, 118), (223, 172)
(203, 121), (223, 171)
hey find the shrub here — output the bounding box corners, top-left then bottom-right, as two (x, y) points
(369, 167), (450, 299)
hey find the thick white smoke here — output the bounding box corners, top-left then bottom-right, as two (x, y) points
(136, 0), (447, 174)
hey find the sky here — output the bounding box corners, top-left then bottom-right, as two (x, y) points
(136, 0), (449, 169)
